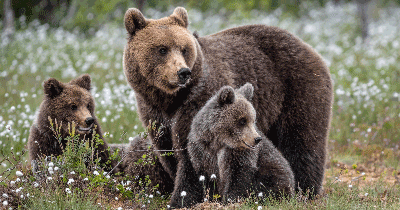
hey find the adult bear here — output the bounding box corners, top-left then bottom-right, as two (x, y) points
(123, 7), (333, 208)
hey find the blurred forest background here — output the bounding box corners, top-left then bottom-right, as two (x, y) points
(2, 0), (400, 38)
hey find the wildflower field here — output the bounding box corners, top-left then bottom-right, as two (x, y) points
(1, 2), (400, 209)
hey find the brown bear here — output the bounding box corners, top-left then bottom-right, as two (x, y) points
(123, 7), (333, 207)
(28, 74), (111, 171)
(188, 83), (295, 202)
(109, 136), (175, 194)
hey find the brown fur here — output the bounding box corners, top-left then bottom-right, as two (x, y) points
(28, 74), (110, 170)
(188, 84), (295, 201)
(109, 137), (174, 194)
(123, 7), (333, 207)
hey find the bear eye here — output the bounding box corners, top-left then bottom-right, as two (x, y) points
(71, 105), (78, 111)
(182, 48), (187, 56)
(159, 47), (168, 55)
(238, 117), (247, 126)
(87, 104), (90, 110)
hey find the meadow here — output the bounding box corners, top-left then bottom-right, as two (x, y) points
(1, 2), (400, 209)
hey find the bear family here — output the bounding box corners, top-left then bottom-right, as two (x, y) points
(28, 74), (111, 171)
(123, 7), (333, 207)
(188, 83), (295, 201)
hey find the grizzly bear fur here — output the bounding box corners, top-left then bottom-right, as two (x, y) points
(188, 84), (295, 201)
(28, 74), (110, 171)
(123, 7), (332, 207)
(109, 136), (175, 194)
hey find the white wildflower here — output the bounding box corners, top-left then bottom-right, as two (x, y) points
(115, 197), (118, 201)
(258, 206), (262, 210)
(361, 172), (365, 176)
(47, 177), (52, 180)
(54, 166), (59, 171)
(67, 178), (74, 185)
(258, 192), (263, 197)
(16, 187), (23, 193)
(83, 177), (89, 181)
(348, 184), (352, 188)
(199, 175), (205, 182)
(33, 182), (39, 188)
(365, 193), (368, 196)
(149, 194), (153, 199)
(93, 171), (99, 176)
(3, 200), (8, 206)
(204, 198), (208, 202)
(2, 193), (8, 198)
(70, 171), (75, 175)
(210, 174), (216, 179)
(65, 188), (71, 194)
(48, 162), (54, 167)
(181, 191), (186, 197)
(117, 207), (123, 210)
(16, 171), (23, 177)
(106, 175), (110, 179)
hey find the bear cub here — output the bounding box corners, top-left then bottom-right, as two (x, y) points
(28, 74), (110, 171)
(188, 83), (295, 201)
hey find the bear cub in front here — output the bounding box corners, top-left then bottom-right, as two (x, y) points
(28, 74), (111, 171)
(188, 83), (295, 201)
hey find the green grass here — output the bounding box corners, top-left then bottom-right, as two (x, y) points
(1, 1), (400, 209)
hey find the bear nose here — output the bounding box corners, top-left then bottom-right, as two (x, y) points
(85, 117), (95, 126)
(177, 68), (191, 84)
(254, 137), (262, 145)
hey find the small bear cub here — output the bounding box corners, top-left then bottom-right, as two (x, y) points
(28, 74), (110, 171)
(188, 83), (295, 201)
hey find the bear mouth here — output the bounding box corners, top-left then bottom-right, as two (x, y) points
(241, 139), (256, 150)
(165, 78), (191, 92)
(77, 123), (94, 133)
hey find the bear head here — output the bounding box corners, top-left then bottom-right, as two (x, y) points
(191, 83), (262, 150)
(123, 7), (200, 95)
(40, 74), (98, 137)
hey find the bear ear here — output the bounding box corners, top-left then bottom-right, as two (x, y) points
(124, 8), (147, 36)
(237, 83), (254, 101)
(70, 74), (91, 91)
(44, 78), (64, 98)
(218, 86), (235, 106)
(171, 7), (189, 28)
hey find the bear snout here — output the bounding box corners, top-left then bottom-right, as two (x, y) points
(85, 117), (95, 126)
(254, 137), (262, 145)
(177, 68), (191, 84)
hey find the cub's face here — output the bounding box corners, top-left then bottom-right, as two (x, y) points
(43, 74), (97, 137)
(213, 94), (261, 150)
(194, 83), (261, 150)
(123, 7), (197, 94)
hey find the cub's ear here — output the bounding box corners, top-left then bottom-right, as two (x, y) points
(237, 83), (254, 101)
(218, 86), (235, 106)
(124, 8), (147, 36)
(171, 7), (189, 28)
(44, 78), (64, 98)
(70, 74), (91, 91)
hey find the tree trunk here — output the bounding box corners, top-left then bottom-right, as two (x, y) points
(62, 0), (77, 25)
(3, 0), (15, 36)
(357, 0), (369, 43)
